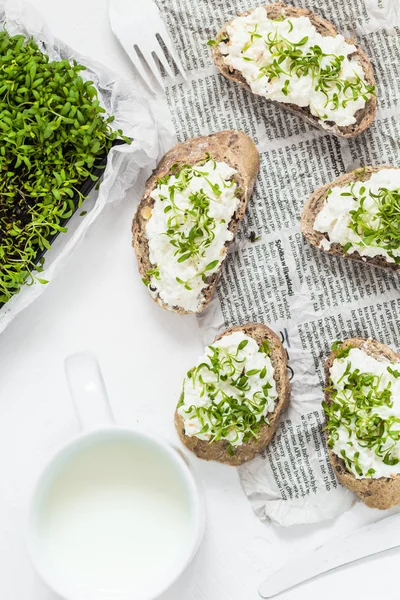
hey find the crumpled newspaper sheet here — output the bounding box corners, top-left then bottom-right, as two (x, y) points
(153, 0), (400, 527)
(0, 0), (175, 333)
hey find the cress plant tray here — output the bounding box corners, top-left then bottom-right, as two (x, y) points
(0, 30), (129, 307)
(32, 138), (126, 268)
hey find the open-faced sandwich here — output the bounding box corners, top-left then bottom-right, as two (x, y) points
(210, 3), (376, 137)
(132, 130), (259, 314)
(324, 338), (400, 509)
(301, 166), (400, 271)
(175, 323), (290, 465)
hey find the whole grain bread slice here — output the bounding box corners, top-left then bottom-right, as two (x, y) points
(325, 337), (400, 509)
(212, 3), (376, 138)
(301, 165), (400, 272)
(175, 322), (290, 466)
(132, 130), (259, 314)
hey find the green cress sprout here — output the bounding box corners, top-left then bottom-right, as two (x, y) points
(240, 21), (375, 113)
(339, 183), (400, 261)
(207, 34), (229, 47)
(142, 155), (238, 290)
(323, 342), (400, 476)
(0, 30), (130, 303)
(179, 337), (272, 455)
(330, 340), (351, 359)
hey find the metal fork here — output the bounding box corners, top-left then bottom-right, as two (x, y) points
(109, 0), (187, 93)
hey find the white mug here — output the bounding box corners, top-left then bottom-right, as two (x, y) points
(26, 352), (205, 600)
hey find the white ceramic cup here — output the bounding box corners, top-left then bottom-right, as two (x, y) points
(26, 352), (205, 600)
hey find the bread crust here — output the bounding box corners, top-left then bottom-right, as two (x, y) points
(175, 323), (291, 466)
(132, 130), (260, 314)
(212, 3), (377, 138)
(301, 165), (400, 272)
(325, 337), (400, 509)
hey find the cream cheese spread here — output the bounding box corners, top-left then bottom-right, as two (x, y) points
(313, 168), (400, 263)
(145, 158), (239, 312)
(326, 346), (400, 479)
(178, 331), (278, 448)
(219, 7), (373, 127)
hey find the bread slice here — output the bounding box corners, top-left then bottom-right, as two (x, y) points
(301, 165), (400, 272)
(175, 323), (290, 466)
(132, 130), (259, 314)
(212, 3), (376, 138)
(325, 337), (400, 509)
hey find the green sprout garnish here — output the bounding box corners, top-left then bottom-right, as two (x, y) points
(142, 267), (160, 287)
(331, 340), (351, 358)
(207, 33), (229, 47)
(181, 338), (275, 454)
(323, 353), (400, 476)
(239, 20), (375, 116)
(146, 156), (238, 290)
(175, 259), (219, 291)
(336, 182), (400, 262)
(259, 339), (270, 356)
(242, 24), (262, 52)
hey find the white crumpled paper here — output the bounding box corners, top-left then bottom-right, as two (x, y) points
(0, 0), (175, 333)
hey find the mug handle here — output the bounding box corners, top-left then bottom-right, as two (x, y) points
(64, 352), (115, 430)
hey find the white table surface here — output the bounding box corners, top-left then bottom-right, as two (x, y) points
(0, 1), (399, 598)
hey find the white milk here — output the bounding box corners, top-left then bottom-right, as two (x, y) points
(32, 434), (193, 593)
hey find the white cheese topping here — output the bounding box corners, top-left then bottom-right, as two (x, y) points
(178, 331), (278, 447)
(327, 347), (400, 479)
(145, 159), (239, 312)
(313, 168), (400, 263)
(219, 7), (373, 127)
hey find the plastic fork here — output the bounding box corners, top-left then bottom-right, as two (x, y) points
(109, 0), (187, 93)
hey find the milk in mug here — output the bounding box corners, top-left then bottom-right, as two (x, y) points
(30, 433), (194, 593)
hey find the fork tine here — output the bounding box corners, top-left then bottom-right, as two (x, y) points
(153, 46), (175, 79)
(137, 48), (164, 89)
(128, 45), (157, 93)
(157, 32), (187, 80)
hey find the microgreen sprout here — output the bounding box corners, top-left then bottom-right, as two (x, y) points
(142, 267), (160, 287)
(238, 20), (375, 116)
(331, 340), (351, 358)
(175, 259), (219, 290)
(0, 30), (129, 303)
(323, 350), (400, 476)
(180, 337), (276, 453)
(208, 33), (229, 47)
(339, 183), (400, 262)
(145, 156), (239, 294)
(242, 24), (262, 52)
(259, 339), (270, 355)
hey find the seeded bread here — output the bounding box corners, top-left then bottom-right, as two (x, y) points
(301, 165), (400, 272)
(325, 337), (400, 509)
(212, 3), (376, 138)
(132, 130), (259, 314)
(175, 322), (290, 466)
